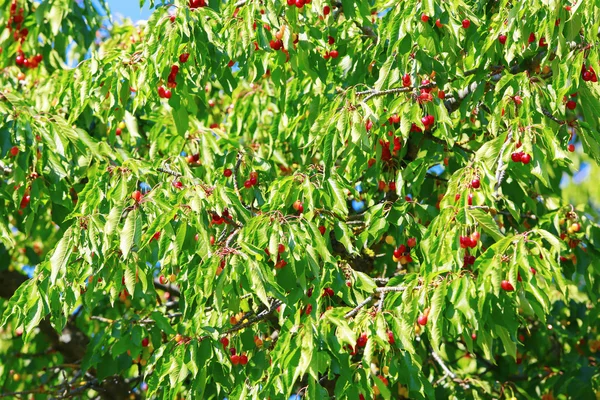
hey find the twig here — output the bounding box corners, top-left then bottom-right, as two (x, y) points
(540, 107), (566, 125)
(376, 292), (385, 313)
(493, 132), (513, 198)
(375, 285), (421, 293)
(223, 298), (283, 335)
(233, 151), (244, 201)
(344, 295), (373, 318)
(224, 227), (241, 247)
(431, 351), (470, 389)
(157, 164), (182, 178)
(90, 316), (114, 324)
(154, 278), (181, 297)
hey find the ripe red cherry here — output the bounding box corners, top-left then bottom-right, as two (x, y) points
(388, 114), (400, 124)
(231, 354), (240, 365)
(323, 5), (330, 15)
(435, 19), (443, 28)
(356, 333), (368, 347)
(278, 244), (285, 254)
(115, 128), (122, 136)
(220, 337), (229, 347)
(528, 32), (536, 44)
(329, 50), (339, 58)
(498, 34), (507, 45)
(471, 178), (481, 189)
(407, 237), (417, 248)
(158, 86), (166, 98)
(159, 275), (167, 284)
(240, 354), (248, 365)
(318, 225), (326, 235)
(244, 180), (252, 189)
(467, 193), (473, 205)
(132, 190), (143, 202)
(520, 153), (531, 164)
(179, 53), (190, 63)
(462, 19), (471, 29)
(438, 90), (445, 99)
(501, 280), (515, 291)
(566, 100), (576, 110)
(173, 181), (183, 189)
(583, 71), (592, 81)
(328, 36), (335, 45)
(15, 54), (24, 65)
(568, 144), (575, 152)
(141, 337), (150, 347)
(387, 331), (395, 344)
(224, 168), (232, 177)
(295, 0), (304, 8)
(153, 231), (161, 241)
(20, 195), (30, 209)
(420, 14), (430, 23)
(417, 314), (428, 326)
(511, 152), (522, 162)
(9, 146), (19, 156)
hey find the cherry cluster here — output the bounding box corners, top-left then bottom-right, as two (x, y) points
(243, 171), (259, 189)
(6, 1), (27, 43)
(285, 0), (311, 9)
(211, 208), (233, 225)
(188, 0), (207, 9)
(581, 64), (598, 82)
(392, 243), (413, 265)
(264, 244), (287, 270)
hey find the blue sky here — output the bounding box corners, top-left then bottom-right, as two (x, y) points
(106, 0), (152, 20)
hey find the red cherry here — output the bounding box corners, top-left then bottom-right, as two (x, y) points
(20, 195), (30, 209)
(227, 60), (235, 68)
(158, 86), (166, 98)
(520, 153), (531, 164)
(356, 333), (368, 347)
(329, 50), (339, 58)
(438, 90), (446, 99)
(295, 0), (304, 8)
(471, 178), (481, 189)
(164, 89), (172, 99)
(132, 191), (143, 202)
(231, 354), (240, 365)
(323, 5), (330, 15)
(566, 100), (576, 110)
(179, 53), (190, 63)
(230, 347), (237, 355)
(528, 32), (536, 44)
(141, 337), (149, 347)
(318, 225), (326, 235)
(15, 54), (24, 65)
(159, 275), (167, 284)
(240, 354), (248, 365)
(417, 314), (428, 326)
(467, 193), (473, 206)
(173, 181), (183, 189)
(153, 231), (161, 241)
(220, 337), (229, 347)
(435, 19), (443, 28)
(224, 168), (232, 177)
(244, 180), (252, 189)
(538, 37), (547, 47)
(420, 14), (430, 23)
(471, 231), (481, 242)
(9, 146), (19, 156)
(462, 19), (471, 29)
(498, 34), (507, 45)
(115, 128), (122, 136)
(500, 280), (515, 291)
(278, 244), (285, 254)
(407, 237), (417, 248)
(511, 152), (522, 162)
(568, 144), (575, 152)
(304, 304), (312, 315)
(387, 331), (395, 344)
(328, 36), (335, 45)
(293, 200), (304, 212)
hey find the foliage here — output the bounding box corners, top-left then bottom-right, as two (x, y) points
(1, 0), (600, 399)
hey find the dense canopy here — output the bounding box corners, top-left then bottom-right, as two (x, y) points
(1, 0), (600, 399)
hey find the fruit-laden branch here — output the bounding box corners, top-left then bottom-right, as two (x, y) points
(344, 285), (423, 318)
